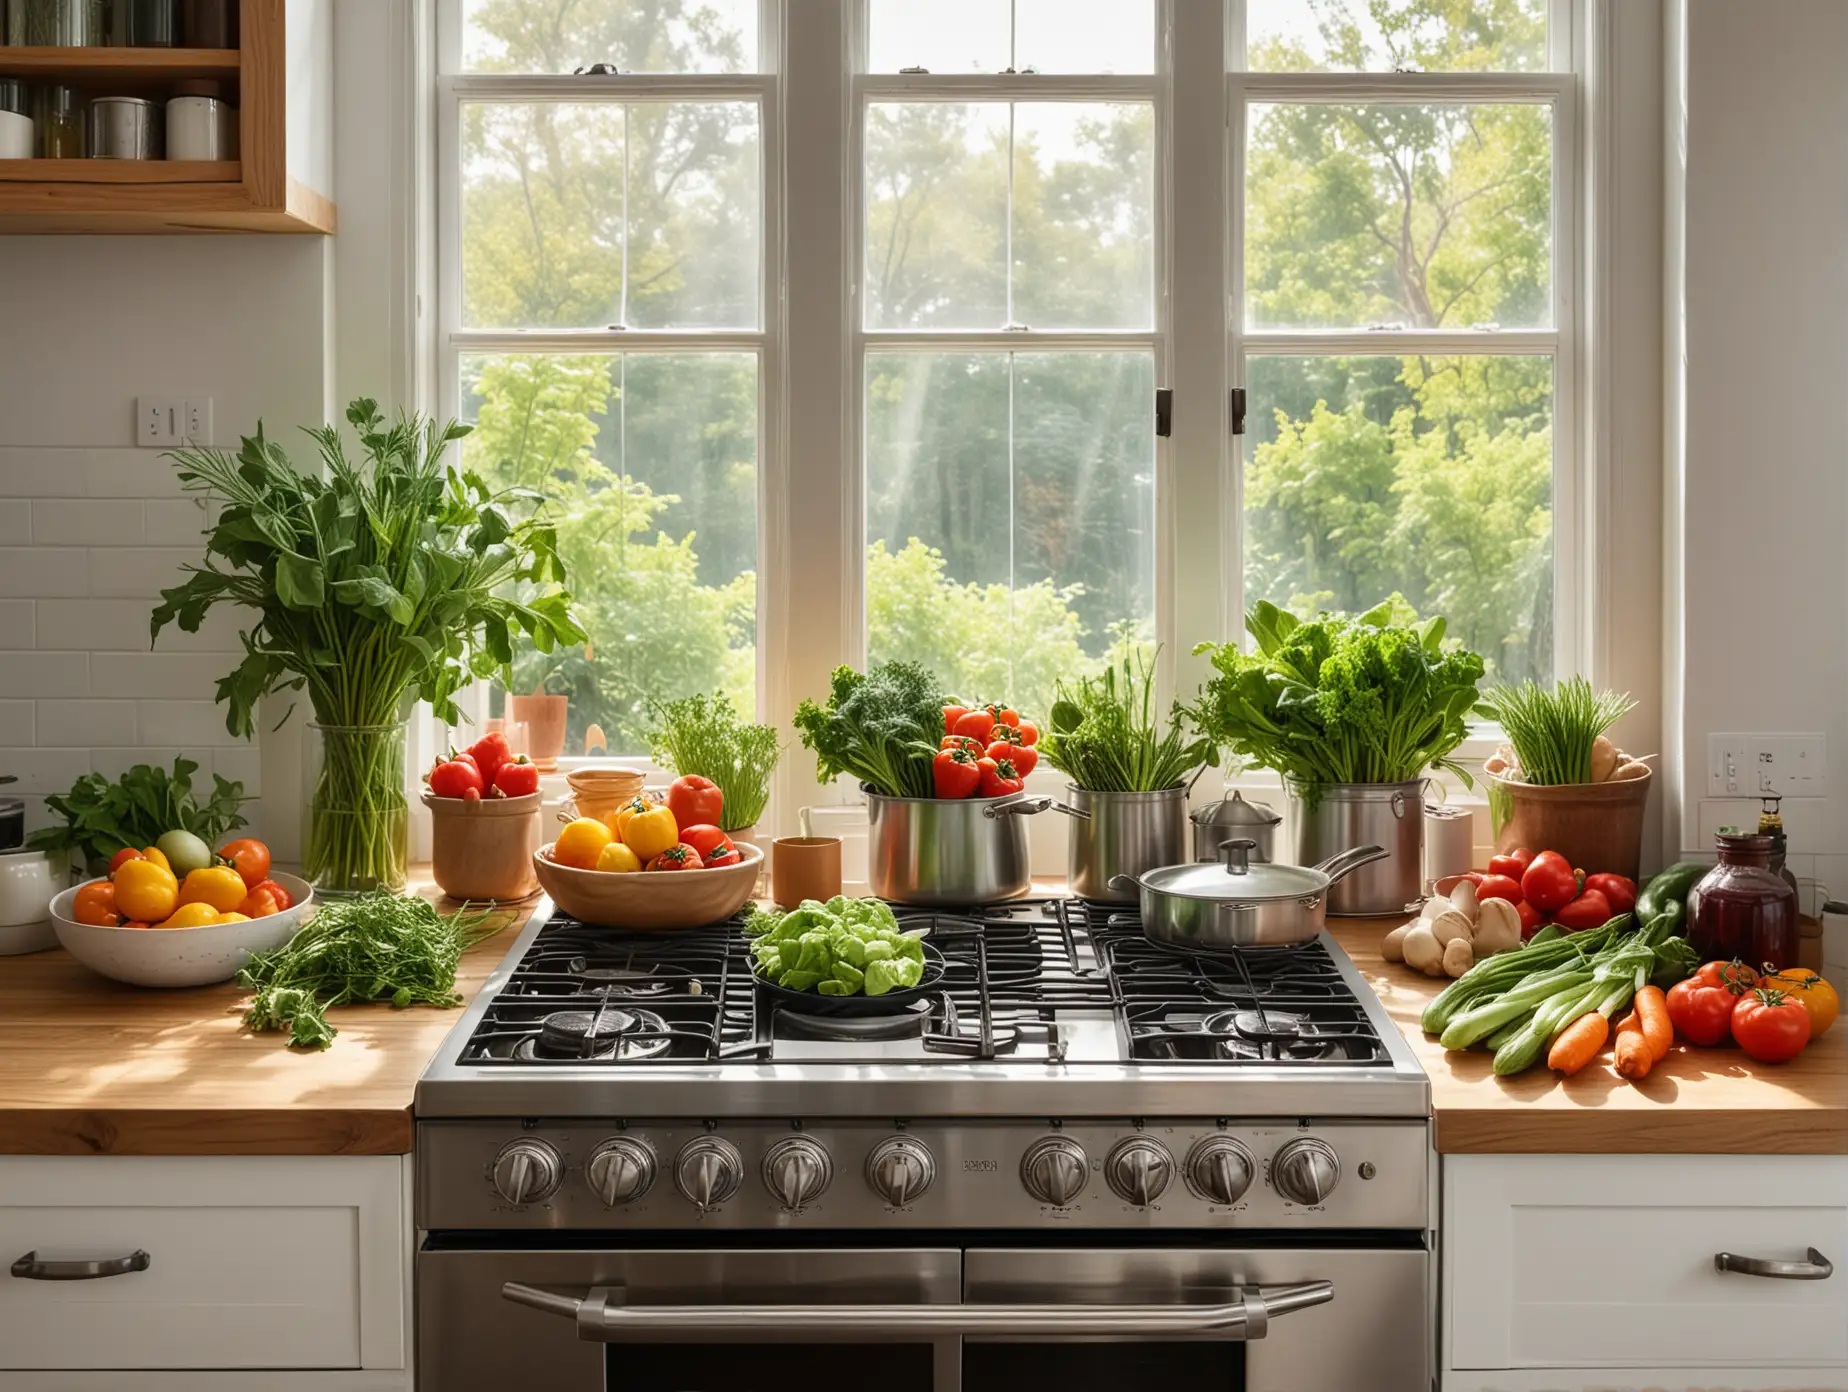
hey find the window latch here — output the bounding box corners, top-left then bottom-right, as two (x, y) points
(574, 62), (624, 75)
(899, 66), (929, 74)
(1230, 387), (1247, 436)
(1155, 388), (1173, 438)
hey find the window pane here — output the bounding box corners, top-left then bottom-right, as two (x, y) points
(461, 101), (760, 331)
(866, 352), (1156, 718)
(1242, 354), (1553, 684)
(1247, 0), (1546, 73)
(866, 102), (1154, 331)
(462, 0), (757, 73)
(1245, 102), (1552, 330)
(461, 352), (758, 755)
(867, 0), (1153, 74)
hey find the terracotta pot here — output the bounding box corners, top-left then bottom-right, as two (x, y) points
(771, 836), (842, 908)
(1488, 769), (1653, 883)
(510, 693), (569, 772)
(424, 790), (542, 901)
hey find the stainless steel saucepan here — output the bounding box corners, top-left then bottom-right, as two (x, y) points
(1109, 839), (1389, 951)
(865, 787), (1080, 906)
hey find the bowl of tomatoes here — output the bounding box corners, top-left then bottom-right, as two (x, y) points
(48, 838), (313, 988)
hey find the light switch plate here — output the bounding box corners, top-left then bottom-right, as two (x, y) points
(1706, 732), (1827, 798)
(137, 397), (181, 448)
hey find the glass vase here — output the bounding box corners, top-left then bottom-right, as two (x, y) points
(304, 719), (410, 896)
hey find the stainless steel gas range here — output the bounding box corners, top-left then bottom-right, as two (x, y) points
(414, 898), (1435, 1392)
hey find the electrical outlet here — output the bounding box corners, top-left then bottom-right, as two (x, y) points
(1706, 732), (1827, 799)
(183, 398), (212, 446)
(136, 397), (181, 448)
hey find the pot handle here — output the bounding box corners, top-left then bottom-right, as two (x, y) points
(1310, 844), (1389, 884)
(1107, 873), (1140, 893)
(983, 796), (1088, 820)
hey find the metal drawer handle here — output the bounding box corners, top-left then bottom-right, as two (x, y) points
(11, 1250), (151, 1281)
(503, 1279), (1332, 1341)
(1715, 1248), (1834, 1281)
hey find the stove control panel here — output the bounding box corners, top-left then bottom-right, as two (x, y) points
(423, 1118), (1428, 1232)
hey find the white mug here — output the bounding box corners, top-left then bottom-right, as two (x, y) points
(0, 110), (34, 161)
(166, 95), (234, 161)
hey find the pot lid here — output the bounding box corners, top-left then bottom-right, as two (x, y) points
(1190, 789), (1281, 829)
(1132, 840), (1387, 903)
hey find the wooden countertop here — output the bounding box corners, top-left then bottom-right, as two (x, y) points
(0, 884), (528, 1157)
(1328, 919), (1848, 1155)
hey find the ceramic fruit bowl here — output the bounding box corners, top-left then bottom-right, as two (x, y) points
(48, 870), (313, 988)
(533, 840), (763, 930)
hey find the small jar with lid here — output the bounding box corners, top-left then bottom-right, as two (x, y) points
(1688, 830), (1801, 972)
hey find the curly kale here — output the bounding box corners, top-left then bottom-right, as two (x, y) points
(1192, 596), (1483, 792)
(793, 661), (946, 798)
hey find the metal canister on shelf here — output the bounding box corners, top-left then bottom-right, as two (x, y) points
(88, 94), (158, 158)
(180, 0), (232, 46)
(165, 77), (231, 159)
(9, 0), (102, 45)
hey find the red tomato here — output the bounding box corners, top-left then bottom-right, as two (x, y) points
(467, 730), (512, 787)
(942, 705), (968, 736)
(1016, 719), (1039, 746)
(1514, 898), (1545, 938)
(237, 887), (281, 919)
(1667, 975), (1744, 1046)
(218, 837), (272, 889)
(940, 734), (984, 755)
(1730, 987), (1812, 1063)
(72, 880), (122, 927)
(985, 739), (1037, 777)
(680, 825), (735, 861)
(108, 846), (145, 875)
(249, 878), (293, 912)
(990, 706), (1020, 729)
(1487, 849), (1534, 879)
(666, 774), (724, 829)
(1477, 873), (1524, 905)
(933, 746), (981, 798)
(429, 757), (484, 799)
(493, 757), (540, 798)
(646, 843), (703, 872)
(1552, 888), (1614, 931)
(951, 709), (997, 742)
(978, 757), (1024, 798)
(1520, 850), (1580, 912)
(704, 845), (743, 868)
(1584, 872), (1637, 915)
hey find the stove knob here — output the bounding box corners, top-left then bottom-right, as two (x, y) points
(586, 1137), (656, 1207)
(674, 1136), (744, 1212)
(1271, 1137), (1341, 1207)
(1185, 1136), (1255, 1206)
(1020, 1136), (1089, 1208)
(491, 1138), (562, 1206)
(865, 1136), (935, 1208)
(1104, 1137), (1173, 1206)
(763, 1137), (833, 1213)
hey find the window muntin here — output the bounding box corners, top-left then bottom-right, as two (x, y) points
(461, 0), (759, 74)
(867, 0), (1154, 75)
(1246, 0), (1547, 74)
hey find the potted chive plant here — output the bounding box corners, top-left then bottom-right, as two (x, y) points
(647, 693), (781, 846)
(151, 399), (584, 896)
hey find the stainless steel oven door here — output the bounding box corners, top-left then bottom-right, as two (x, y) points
(962, 1247), (1431, 1392)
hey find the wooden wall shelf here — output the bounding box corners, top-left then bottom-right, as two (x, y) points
(0, 0), (332, 235)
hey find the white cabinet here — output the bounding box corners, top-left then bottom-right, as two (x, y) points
(0, 1156), (410, 1390)
(1444, 1153), (1848, 1392)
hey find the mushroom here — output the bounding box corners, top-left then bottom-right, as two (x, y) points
(1473, 897), (1522, 956)
(1441, 936), (1474, 978)
(1401, 924), (1445, 977)
(1419, 896), (1447, 922)
(1381, 924), (1411, 962)
(1429, 908), (1475, 949)
(1449, 879), (1480, 921)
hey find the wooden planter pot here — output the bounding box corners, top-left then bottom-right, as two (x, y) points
(1488, 769), (1653, 882)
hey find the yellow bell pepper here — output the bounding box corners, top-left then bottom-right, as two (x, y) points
(621, 805), (680, 861)
(178, 864), (250, 913)
(154, 901), (223, 929)
(595, 842), (644, 874)
(609, 797), (652, 845)
(113, 858), (179, 923)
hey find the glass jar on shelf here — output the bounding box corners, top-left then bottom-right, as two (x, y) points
(34, 84), (83, 157)
(9, 0), (104, 46)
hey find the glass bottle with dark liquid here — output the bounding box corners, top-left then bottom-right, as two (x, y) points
(1688, 831), (1800, 972)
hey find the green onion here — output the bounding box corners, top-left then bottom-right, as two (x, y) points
(1478, 677), (1637, 785)
(1039, 649), (1215, 793)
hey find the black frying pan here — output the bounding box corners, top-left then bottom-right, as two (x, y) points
(752, 939), (947, 1018)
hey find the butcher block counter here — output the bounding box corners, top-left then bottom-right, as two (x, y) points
(0, 886), (521, 1157)
(1328, 919), (1848, 1156)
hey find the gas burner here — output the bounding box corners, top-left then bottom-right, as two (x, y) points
(1203, 1008), (1346, 1062)
(518, 1007), (674, 1062)
(568, 960), (693, 996)
(777, 999), (933, 1041)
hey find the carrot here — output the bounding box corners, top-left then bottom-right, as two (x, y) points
(1613, 1009), (1654, 1080)
(1632, 984), (1673, 1062)
(1546, 1010), (1610, 1075)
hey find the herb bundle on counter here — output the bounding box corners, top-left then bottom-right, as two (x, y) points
(1040, 650), (1214, 793)
(794, 661), (946, 799)
(240, 891), (503, 1050)
(1192, 596), (1484, 792)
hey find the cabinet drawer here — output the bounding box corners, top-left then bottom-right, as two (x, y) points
(0, 1156), (406, 1371)
(1446, 1154), (1847, 1372)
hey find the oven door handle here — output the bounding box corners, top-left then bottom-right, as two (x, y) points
(502, 1279), (1332, 1340)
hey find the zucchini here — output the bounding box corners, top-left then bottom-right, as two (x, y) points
(1636, 860), (1707, 935)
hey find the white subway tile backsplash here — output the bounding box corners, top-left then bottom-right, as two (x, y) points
(0, 701), (35, 745)
(138, 699), (244, 748)
(0, 747), (91, 795)
(143, 498), (214, 546)
(0, 653), (89, 699)
(0, 448), (188, 500)
(0, 547), (87, 599)
(89, 547), (196, 598)
(83, 452), (188, 499)
(88, 747), (187, 782)
(0, 502), (30, 545)
(35, 699), (139, 747)
(211, 744), (263, 798)
(0, 601), (33, 649)
(32, 499), (145, 547)
(93, 652), (219, 701)
(0, 453), (80, 498)
(34, 598), (244, 654)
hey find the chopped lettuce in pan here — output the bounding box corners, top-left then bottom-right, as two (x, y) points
(747, 896), (927, 996)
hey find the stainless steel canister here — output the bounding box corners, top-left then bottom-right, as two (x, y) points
(1422, 803), (1475, 894)
(1064, 784), (1188, 903)
(1286, 779), (1424, 916)
(88, 95), (159, 159)
(1190, 789), (1281, 863)
(864, 786), (1061, 906)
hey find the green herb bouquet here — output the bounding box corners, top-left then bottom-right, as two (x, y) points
(151, 399), (584, 895)
(648, 693), (782, 833)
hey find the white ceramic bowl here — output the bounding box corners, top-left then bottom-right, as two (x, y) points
(49, 870), (314, 988)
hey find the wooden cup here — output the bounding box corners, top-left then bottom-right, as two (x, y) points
(771, 836), (843, 908)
